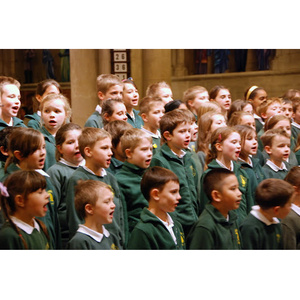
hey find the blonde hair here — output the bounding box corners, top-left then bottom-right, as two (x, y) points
(257, 98), (282, 118)
(96, 74), (123, 94)
(0, 76), (20, 95)
(182, 86), (208, 109)
(146, 81), (171, 98)
(197, 101), (221, 120)
(260, 128), (290, 148)
(139, 96), (164, 115)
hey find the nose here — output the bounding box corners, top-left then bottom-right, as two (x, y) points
(111, 201), (116, 209)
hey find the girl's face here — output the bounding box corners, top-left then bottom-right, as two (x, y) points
(41, 99), (67, 135)
(24, 188), (50, 220)
(106, 103), (128, 123)
(240, 115), (256, 130)
(273, 119), (291, 137)
(37, 84), (60, 102)
(190, 91), (209, 112)
(57, 129), (83, 166)
(190, 121), (198, 142)
(242, 103), (253, 114)
(210, 114), (227, 133)
(281, 103), (293, 119)
(242, 132), (258, 157)
(1, 84), (21, 121)
(250, 89), (267, 112)
(122, 83), (139, 108)
(20, 137), (46, 170)
(157, 88), (173, 104)
(212, 89), (231, 113)
(218, 132), (241, 161)
(263, 102), (282, 120)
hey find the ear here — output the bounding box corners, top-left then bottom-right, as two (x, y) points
(97, 91), (105, 101)
(85, 203), (94, 215)
(141, 113), (148, 123)
(35, 95), (42, 102)
(260, 112), (267, 120)
(0, 146), (8, 157)
(215, 142), (223, 152)
(56, 144), (63, 155)
(150, 188), (160, 201)
(211, 190), (222, 203)
(15, 194), (25, 208)
(163, 131), (172, 141)
(273, 205), (280, 216)
(103, 113), (110, 122)
(125, 148), (132, 159)
(264, 145), (272, 155)
(13, 150), (23, 161)
(84, 146), (92, 158)
(187, 99), (194, 108)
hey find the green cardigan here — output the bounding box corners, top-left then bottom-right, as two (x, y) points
(84, 111), (103, 128)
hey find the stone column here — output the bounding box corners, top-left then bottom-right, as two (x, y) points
(70, 49), (98, 127)
(173, 49), (188, 77)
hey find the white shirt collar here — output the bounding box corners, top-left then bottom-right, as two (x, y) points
(77, 224), (110, 242)
(157, 214), (177, 245)
(292, 121), (300, 129)
(35, 169), (50, 177)
(253, 113), (264, 124)
(82, 165), (107, 177)
(216, 159), (234, 171)
(95, 105), (102, 114)
(10, 216), (40, 234)
(250, 205), (280, 225)
(291, 203), (300, 216)
(171, 149), (186, 159)
(266, 159), (288, 172)
(59, 158), (85, 168)
(238, 156), (253, 167)
(37, 110), (41, 116)
(140, 127), (161, 138)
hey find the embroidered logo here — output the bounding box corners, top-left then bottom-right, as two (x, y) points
(240, 175), (247, 187)
(235, 229), (241, 245)
(190, 165), (196, 177)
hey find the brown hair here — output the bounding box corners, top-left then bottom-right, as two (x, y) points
(0, 76), (20, 95)
(139, 96), (165, 115)
(101, 98), (125, 126)
(260, 128), (290, 148)
(96, 74), (123, 94)
(146, 81), (171, 98)
(182, 86), (208, 109)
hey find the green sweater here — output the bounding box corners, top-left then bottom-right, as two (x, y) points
(150, 143), (200, 235)
(126, 109), (144, 129)
(199, 159), (254, 225)
(262, 161), (291, 180)
(127, 208), (185, 250)
(65, 166), (125, 248)
(84, 111), (103, 128)
(47, 161), (78, 248)
(115, 161), (146, 240)
(0, 117), (27, 131)
(107, 157), (124, 176)
(0, 219), (51, 250)
(240, 207), (283, 249)
(186, 203), (242, 250)
(24, 112), (41, 130)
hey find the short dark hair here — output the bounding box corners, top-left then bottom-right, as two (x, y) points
(203, 168), (236, 202)
(140, 166), (179, 201)
(255, 178), (294, 209)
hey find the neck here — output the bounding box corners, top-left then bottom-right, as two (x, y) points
(291, 193), (300, 207)
(12, 211), (35, 227)
(212, 202), (228, 219)
(113, 153), (125, 162)
(126, 106), (133, 115)
(84, 218), (103, 234)
(85, 161), (104, 176)
(259, 207), (275, 222)
(1, 114), (12, 125)
(217, 155), (232, 170)
(168, 143), (183, 156)
(148, 205), (168, 223)
(239, 153), (250, 164)
(269, 157), (284, 168)
(143, 123), (158, 135)
(45, 126), (56, 135)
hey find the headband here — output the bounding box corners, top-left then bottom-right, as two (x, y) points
(246, 86), (258, 101)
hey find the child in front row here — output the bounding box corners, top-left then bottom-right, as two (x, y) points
(150, 109), (200, 236)
(187, 168), (242, 249)
(261, 128), (291, 180)
(115, 128), (153, 242)
(240, 178), (293, 249)
(66, 180), (120, 250)
(128, 166), (185, 250)
(0, 170), (51, 249)
(65, 127), (125, 248)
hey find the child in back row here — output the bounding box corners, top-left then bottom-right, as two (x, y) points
(139, 96), (165, 155)
(66, 180), (120, 250)
(65, 127), (125, 248)
(0, 170), (51, 249)
(128, 166), (185, 250)
(150, 109), (200, 236)
(115, 128), (153, 242)
(240, 178), (293, 249)
(146, 81), (173, 104)
(187, 168), (242, 249)
(47, 123), (84, 248)
(101, 98), (128, 125)
(84, 74), (123, 128)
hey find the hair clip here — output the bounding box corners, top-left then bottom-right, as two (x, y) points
(218, 133), (222, 143)
(122, 77), (134, 82)
(0, 182), (9, 197)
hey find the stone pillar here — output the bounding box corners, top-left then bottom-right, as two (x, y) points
(70, 49), (98, 127)
(173, 49), (188, 77)
(142, 49), (172, 96)
(98, 49), (111, 75)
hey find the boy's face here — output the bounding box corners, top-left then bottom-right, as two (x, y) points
(262, 102), (282, 120)
(1, 84), (21, 120)
(242, 132), (258, 156)
(165, 122), (191, 154)
(265, 135), (290, 164)
(216, 174), (242, 213)
(281, 103), (293, 119)
(157, 88), (173, 104)
(126, 138), (153, 169)
(273, 119), (291, 137)
(92, 187), (115, 225)
(240, 115), (256, 130)
(156, 180), (181, 213)
(142, 102), (165, 131)
(87, 137), (113, 169)
(99, 84), (123, 101)
(292, 106), (300, 124)
(189, 91), (209, 112)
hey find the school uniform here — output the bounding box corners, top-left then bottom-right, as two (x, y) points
(239, 205), (283, 249)
(260, 148), (298, 167)
(127, 208), (185, 250)
(1, 163), (61, 249)
(291, 122), (300, 149)
(199, 159), (254, 225)
(0, 217), (51, 250)
(47, 159), (81, 248)
(66, 225), (120, 250)
(262, 159), (291, 180)
(186, 203), (242, 250)
(107, 156), (124, 175)
(140, 127), (161, 155)
(0, 117), (27, 131)
(254, 113), (264, 134)
(84, 105), (103, 128)
(65, 166), (125, 248)
(150, 143), (200, 235)
(115, 161), (146, 239)
(196, 150), (206, 171)
(38, 126), (56, 171)
(24, 112), (41, 129)
(126, 109), (144, 129)
(281, 203), (300, 249)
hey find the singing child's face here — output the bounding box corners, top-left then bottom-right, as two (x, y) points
(281, 103), (293, 119)
(41, 99), (66, 135)
(219, 132), (241, 161)
(106, 102), (128, 123)
(123, 83), (139, 108)
(266, 135), (290, 163)
(88, 137), (113, 169)
(166, 122), (191, 155)
(240, 115), (256, 130)
(1, 84), (21, 120)
(190, 91), (209, 112)
(213, 89), (231, 113)
(156, 180), (181, 213)
(273, 119), (291, 137)
(242, 132), (258, 157)
(143, 102), (165, 131)
(210, 114), (227, 133)
(25, 188), (50, 219)
(157, 88), (173, 104)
